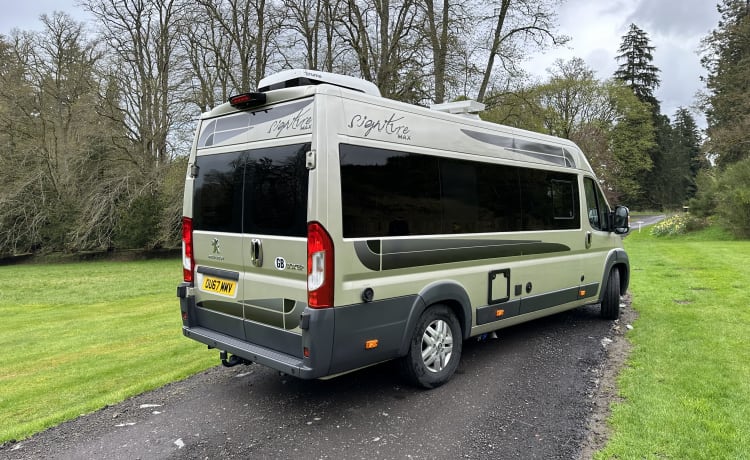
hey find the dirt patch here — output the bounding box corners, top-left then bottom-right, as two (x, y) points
(578, 293), (637, 459)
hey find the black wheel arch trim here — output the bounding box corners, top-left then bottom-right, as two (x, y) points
(598, 249), (630, 303)
(398, 280), (472, 355)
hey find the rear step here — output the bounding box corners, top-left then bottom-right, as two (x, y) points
(184, 326), (313, 377)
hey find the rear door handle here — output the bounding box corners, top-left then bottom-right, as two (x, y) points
(250, 238), (263, 267)
(585, 231), (592, 249)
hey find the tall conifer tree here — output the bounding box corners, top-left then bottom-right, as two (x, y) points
(614, 23), (666, 208)
(614, 23), (661, 112)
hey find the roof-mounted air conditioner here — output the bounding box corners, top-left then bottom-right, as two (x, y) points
(430, 100), (485, 119)
(258, 69), (381, 97)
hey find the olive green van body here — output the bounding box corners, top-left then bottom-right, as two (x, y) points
(177, 72), (629, 387)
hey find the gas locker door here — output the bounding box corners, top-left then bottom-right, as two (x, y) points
(239, 142), (312, 336)
(191, 149), (247, 340)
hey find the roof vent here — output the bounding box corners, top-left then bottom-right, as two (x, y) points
(258, 69), (381, 97)
(430, 100), (485, 119)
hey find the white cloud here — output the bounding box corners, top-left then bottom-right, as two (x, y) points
(526, 0), (719, 128)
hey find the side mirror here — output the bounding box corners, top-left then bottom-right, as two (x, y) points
(611, 206), (630, 235)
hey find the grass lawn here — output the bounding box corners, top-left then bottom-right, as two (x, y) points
(0, 259), (216, 443)
(597, 227), (750, 459)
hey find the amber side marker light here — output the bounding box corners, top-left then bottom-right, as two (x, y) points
(495, 309), (505, 317)
(365, 339), (379, 350)
(579, 289), (587, 298)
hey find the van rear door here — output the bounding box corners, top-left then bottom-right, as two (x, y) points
(191, 96), (315, 354)
(237, 142), (310, 335)
(192, 148), (247, 340)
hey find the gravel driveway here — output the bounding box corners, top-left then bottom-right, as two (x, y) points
(2, 300), (635, 460)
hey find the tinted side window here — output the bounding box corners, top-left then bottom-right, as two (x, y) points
(339, 146), (440, 237)
(193, 143), (310, 237)
(519, 169), (579, 230)
(340, 144), (580, 237)
(584, 177), (610, 231)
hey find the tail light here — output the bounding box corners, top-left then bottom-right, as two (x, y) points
(182, 217), (194, 283)
(307, 222), (334, 308)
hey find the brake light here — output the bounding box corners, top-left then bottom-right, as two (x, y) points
(182, 217), (194, 283)
(228, 92), (266, 109)
(307, 222), (334, 308)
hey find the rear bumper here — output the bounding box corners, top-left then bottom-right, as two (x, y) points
(182, 325), (321, 378)
(178, 282), (421, 379)
(178, 282), (334, 379)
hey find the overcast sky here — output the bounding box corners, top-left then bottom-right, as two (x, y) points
(527, 0), (720, 128)
(1, 0), (720, 127)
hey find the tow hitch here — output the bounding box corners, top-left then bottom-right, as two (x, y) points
(220, 350), (253, 367)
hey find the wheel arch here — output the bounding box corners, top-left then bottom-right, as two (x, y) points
(598, 248), (630, 302)
(398, 280), (472, 356)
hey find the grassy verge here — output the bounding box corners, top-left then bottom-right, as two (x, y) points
(597, 228), (750, 459)
(0, 259), (216, 443)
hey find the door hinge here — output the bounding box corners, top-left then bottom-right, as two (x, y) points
(305, 149), (316, 170)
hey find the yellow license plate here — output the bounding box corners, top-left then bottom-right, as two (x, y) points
(200, 276), (237, 297)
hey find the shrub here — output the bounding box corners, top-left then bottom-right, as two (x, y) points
(688, 169), (719, 218)
(651, 214), (707, 237)
(651, 214), (688, 237)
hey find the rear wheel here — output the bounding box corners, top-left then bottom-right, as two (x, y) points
(600, 268), (621, 320)
(400, 304), (462, 389)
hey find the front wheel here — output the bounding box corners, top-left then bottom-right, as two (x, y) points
(600, 268), (621, 320)
(400, 304), (463, 389)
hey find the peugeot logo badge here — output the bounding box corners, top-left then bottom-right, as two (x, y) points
(211, 238), (221, 254)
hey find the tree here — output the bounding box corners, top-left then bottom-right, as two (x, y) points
(614, 23), (668, 209)
(614, 23), (661, 111)
(483, 59), (654, 202)
(667, 108), (704, 203)
(476, 0), (568, 103)
(421, 0), (478, 103)
(83, 0), (187, 166)
(701, 0), (750, 167)
(195, 0), (283, 93)
(535, 58), (600, 139)
(0, 14), (115, 254)
(278, 0), (345, 72)
(182, 3), (233, 112)
(605, 81), (656, 203)
(337, 0), (427, 102)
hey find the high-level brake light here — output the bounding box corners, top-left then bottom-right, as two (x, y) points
(228, 92), (266, 109)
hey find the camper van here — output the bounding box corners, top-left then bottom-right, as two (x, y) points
(177, 69), (630, 388)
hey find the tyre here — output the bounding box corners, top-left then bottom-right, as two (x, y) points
(600, 268), (621, 320)
(400, 304), (462, 389)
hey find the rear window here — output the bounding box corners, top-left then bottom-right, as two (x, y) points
(193, 143), (310, 236)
